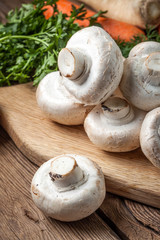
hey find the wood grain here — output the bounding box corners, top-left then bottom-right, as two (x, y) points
(100, 193), (160, 240)
(0, 83), (160, 209)
(1, 125), (160, 240)
(0, 126), (120, 240)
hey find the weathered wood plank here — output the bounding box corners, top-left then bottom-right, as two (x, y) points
(100, 193), (160, 240)
(0, 126), (120, 240)
(124, 199), (160, 233)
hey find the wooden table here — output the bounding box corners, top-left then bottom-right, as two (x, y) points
(1, 1), (160, 239)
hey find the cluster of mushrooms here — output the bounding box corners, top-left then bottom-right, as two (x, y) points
(36, 26), (160, 166)
(31, 26), (160, 222)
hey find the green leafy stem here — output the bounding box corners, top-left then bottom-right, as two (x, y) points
(0, 35), (49, 47)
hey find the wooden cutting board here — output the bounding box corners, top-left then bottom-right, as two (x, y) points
(0, 82), (160, 208)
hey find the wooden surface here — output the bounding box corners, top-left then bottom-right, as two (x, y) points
(1, 125), (160, 240)
(1, 1), (160, 239)
(0, 126), (120, 240)
(0, 82), (160, 208)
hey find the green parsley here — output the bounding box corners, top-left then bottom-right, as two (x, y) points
(0, 0), (159, 86)
(0, 0), (104, 86)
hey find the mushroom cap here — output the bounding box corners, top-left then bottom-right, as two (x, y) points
(129, 41), (160, 58)
(61, 26), (124, 105)
(84, 97), (146, 152)
(31, 154), (106, 222)
(36, 72), (93, 125)
(120, 41), (160, 111)
(140, 107), (160, 168)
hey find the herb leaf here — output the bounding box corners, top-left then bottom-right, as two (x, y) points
(0, 0), (102, 86)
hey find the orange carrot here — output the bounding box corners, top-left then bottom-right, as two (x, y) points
(42, 0), (91, 26)
(42, 0), (145, 42)
(56, 0), (94, 27)
(42, 5), (54, 20)
(98, 18), (145, 42)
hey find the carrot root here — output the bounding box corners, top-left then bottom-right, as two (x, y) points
(42, 0), (145, 42)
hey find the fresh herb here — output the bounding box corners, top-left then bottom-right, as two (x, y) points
(116, 26), (160, 58)
(0, 0), (159, 87)
(0, 0), (103, 86)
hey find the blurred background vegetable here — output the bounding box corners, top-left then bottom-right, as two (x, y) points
(43, 0), (145, 42)
(78, 0), (160, 29)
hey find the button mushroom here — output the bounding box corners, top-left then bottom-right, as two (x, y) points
(119, 41), (160, 111)
(36, 26), (124, 125)
(140, 107), (160, 168)
(58, 26), (124, 105)
(84, 97), (146, 152)
(31, 154), (106, 222)
(36, 72), (93, 125)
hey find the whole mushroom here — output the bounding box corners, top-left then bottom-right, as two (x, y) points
(31, 154), (106, 222)
(58, 26), (124, 105)
(119, 41), (160, 111)
(36, 26), (124, 125)
(84, 96), (146, 152)
(140, 107), (160, 168)
(36, 72), (93, 125)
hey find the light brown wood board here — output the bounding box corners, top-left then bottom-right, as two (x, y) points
(0, 82), (160, 208)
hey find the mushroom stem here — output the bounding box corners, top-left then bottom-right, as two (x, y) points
(145, 52), (160, 86)
(58, 48), (85, 80)
(49, 156), (84, 190)
(101, 97), (134, 125)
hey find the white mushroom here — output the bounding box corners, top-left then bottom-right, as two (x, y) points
(129, 41), (160, 58)
(119, 41), (160, 111)
(58, 26), (124, 105)
(36, 72), (93, 125)
(36, 26), (124, 125)
(84, 97), (146, 152)
(140, 107), (160, 168)
(31, 154), (106, 222)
